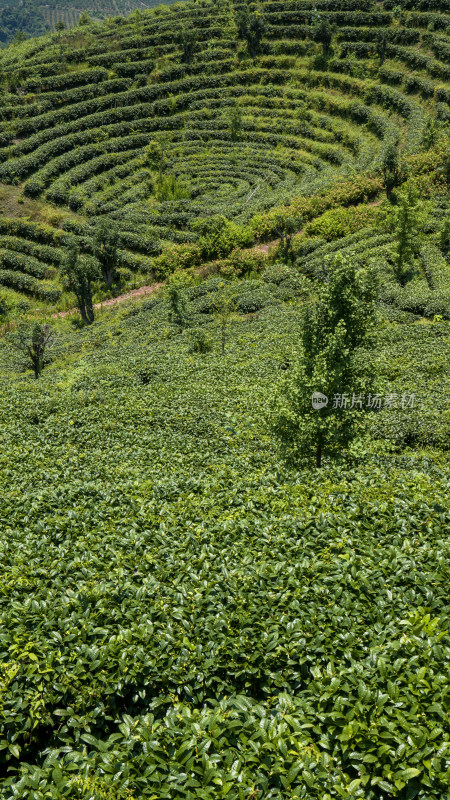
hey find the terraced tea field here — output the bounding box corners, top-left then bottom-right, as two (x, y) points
(0, 0), (448, 312)
(0, 1), (184, 45)
(37, 1), (181, 29)
(0, 1), (449, 798)
(1, 274), (450, 799)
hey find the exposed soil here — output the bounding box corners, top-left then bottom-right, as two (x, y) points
(54, 196), (384, 317)
(54, 282), (164, 318)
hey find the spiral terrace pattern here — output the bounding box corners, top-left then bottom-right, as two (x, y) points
(0, 0), (448, 303)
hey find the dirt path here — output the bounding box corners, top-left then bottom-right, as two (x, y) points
(53, 282), (164, 318)
(53, 197), (384, 317)
(254, 238), (285, 255)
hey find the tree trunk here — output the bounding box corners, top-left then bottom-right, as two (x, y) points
(103, 265), (113, 290)
(316, 440), (322, 469)
(78, 302), (89, 325)
(86, 283), (95, 324)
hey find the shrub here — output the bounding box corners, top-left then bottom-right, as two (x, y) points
(192, 216), (254, 261)
(305, 203), (377, 240)
(189, 328), (213, 353)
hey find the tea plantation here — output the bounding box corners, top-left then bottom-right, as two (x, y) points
(0, 0), (449, 311)
(0, 2), (173, 46)
(0, 0), (449, 798)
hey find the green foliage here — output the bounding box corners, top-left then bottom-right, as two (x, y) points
(179, 26), (196, 65)
(380, 138), (405, 201)
(0, 285), (448, 798)
(192, 215), (253, 260)
(228, 102), (243, 142)
(0, 0), (447, 302)
(0, 4), (48, 46)
(440, 215), (450, 255)
(421, 118), (439, 150)
(272, 254), (377, 467)
(236, 6), (266, 57)
(0, 290), (11, 321)
(155, 173), (191, 202)
(189, 326), (213, 353)
(93, 218), (120, 290)
(273, 215), (300, 263)
(61, 245), (98, 324)
(376, 30), (387, 65)
(0, 3), (449, 791)
(303, 204), (376, 241)
(78, 11), (91, 26)
(167, 282), (189, 329)
(392, 182), (422, 286)
(144, 139), (169, 177)
(213, 282), (237, 354)
(313, 17), (334, 58)
(7, 321), (54, 378)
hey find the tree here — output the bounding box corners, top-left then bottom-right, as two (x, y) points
(55, 20), (65, 32)
(392, 182), (421, 286)
(421, 118), (437, 150)
(179, 26), (196, 64)
(10, 323), (55, 379)
(62, 246), (98, 325)
(78, 11), (90, 26)
(11, 30), (27, 45)
(440, 216), (450, 256)
(214, 285), (236, 355)
(192, 215), (252, 260)
(144, 137), (171, 198)
(271, 255), (377, 467)
(0, 292), (11, 328)
(155, 173), (191, 202)
(376, 31), (387, 65)
(145, 139), (169, 175)
(189, 328), (213, 353)
(380, 138), (404, 201)
(236, 8), (265, 57)
(167, 284), (189, 330)
(93, 219), (120, 290)
(314, 17), (334, 57)
(274, 216), (300, 263)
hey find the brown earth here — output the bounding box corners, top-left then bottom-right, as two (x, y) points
(54, 282), (164, 318)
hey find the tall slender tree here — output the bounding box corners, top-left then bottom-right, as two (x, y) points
(236, 7), (265, 57)
(392, 182), (421, 286)
(271, 255), (377, 467)
(93, 219), (120, 290)
(62, 246), (98, 325)
(380, 139), (404, 201)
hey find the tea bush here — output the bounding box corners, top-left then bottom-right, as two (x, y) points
(0, 286), (449, 798)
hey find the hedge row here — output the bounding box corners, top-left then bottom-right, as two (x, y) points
(0, 235), (63, 266)
(0, 249), (52, 280)
(0, 269), (61, 301)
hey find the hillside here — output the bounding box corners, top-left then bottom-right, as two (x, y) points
(0, 0), (448, 312)
(0, 1), (449, 798)
(0, 0), (180, 45)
